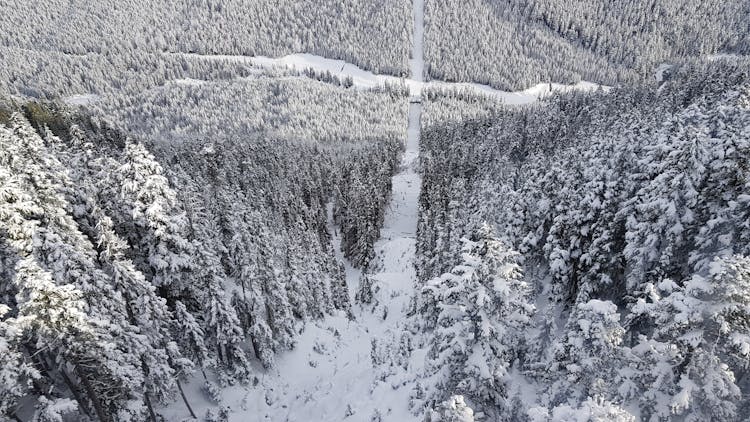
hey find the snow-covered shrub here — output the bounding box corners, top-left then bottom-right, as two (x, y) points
(424, 395), (475, 422)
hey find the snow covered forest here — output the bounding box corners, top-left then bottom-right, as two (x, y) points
(424, 0), (750, 89)
(417, 58), (750, 420)
(1, 0), (411, 76)
(1, 1), (750, 421)
(0, 76), (407, 420)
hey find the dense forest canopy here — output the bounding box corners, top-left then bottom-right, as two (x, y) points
(0, 73), (407, 420)
(415, 58), (750, 420)
(424, 0), (750, 89)
(1, 0), (750, 420)
(0, 0), (411, 76)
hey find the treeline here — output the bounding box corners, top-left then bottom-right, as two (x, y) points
(413, 58), (750, 420)
(1, 0), (410, 77)
(0, 47), (258, 100)
(90, 75), (410, 266)
(91, 76), (408, 145)
(0, 78), (404, 422)
(424, 0), (750, 90)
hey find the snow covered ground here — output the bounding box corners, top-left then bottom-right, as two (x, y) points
(156, 2), (609, 420)
(160, 63), (426, 422)
(172, 53), (607, 105)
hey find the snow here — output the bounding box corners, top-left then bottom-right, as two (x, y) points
(172, 53), (608, 105)
(63, 94), (100, 106)
(172, 78), (207, 86)
(707, 53), (743, 61)
(411, 0), (425, 83)
(163, 15), (428, 420)
(579, 299), (617, 316)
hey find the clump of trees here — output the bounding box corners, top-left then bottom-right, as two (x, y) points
(0, 71), (406, 421)
(414, 58), (750, 420)
(424, 0), (750, 90)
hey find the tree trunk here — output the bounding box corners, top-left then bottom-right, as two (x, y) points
(75, 367), (111, 422)
(176, 379), (197, 419)
(144, 392), (158, 422)
(23, 347), (55, 401)
(55, 361), (92, 419)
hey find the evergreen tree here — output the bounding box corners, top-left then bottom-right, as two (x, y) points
(0, 304), (40, 420)
(116, 140), (195, 299)
(549, 300), (625, 403)
(1, 117), (151, 421)
(424, 224), (534, 415)
(194, 241), (251, 382)
(424, 395), (475, 422)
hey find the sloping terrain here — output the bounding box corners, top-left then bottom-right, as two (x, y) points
(424, 0), (750, 89)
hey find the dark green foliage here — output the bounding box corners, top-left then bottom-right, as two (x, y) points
(22, 102), (71, 140)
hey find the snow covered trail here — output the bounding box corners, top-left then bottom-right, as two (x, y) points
(171, 54), (605, 105)
(160, 97), (426, 422)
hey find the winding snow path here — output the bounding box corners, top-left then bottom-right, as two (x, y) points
(173, 52), (604, 105)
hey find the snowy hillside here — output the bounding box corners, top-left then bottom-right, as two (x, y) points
(424, 0), (750, 90)
(1, 1), (749, 422)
